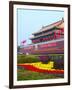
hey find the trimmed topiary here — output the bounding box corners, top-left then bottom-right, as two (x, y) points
(39, 56), (51, 64)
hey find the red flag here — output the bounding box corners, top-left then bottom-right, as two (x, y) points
(21, 40), (26, 46)
(21, 40), (26, 44)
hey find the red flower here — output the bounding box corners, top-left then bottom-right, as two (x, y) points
(18, 64), (64, 74)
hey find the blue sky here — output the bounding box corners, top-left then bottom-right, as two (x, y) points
(17, 9), (64, 46)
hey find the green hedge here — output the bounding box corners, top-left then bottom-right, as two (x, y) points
(17, 54), (39, 64)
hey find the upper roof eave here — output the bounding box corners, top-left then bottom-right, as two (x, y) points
(32, 19), (64, 35)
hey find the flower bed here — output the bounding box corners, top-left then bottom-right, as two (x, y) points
(18, 64), (64, 74)
(30, 62), (54, 70)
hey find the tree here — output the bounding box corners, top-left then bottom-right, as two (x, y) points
(17, 46), (21, 52)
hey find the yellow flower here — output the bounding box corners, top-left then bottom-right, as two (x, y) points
(30, 61), (54, 70)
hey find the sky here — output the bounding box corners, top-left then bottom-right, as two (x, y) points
(17, 8), (64, 46)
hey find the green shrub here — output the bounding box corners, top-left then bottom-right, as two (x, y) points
(17, 54), (39, 64)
